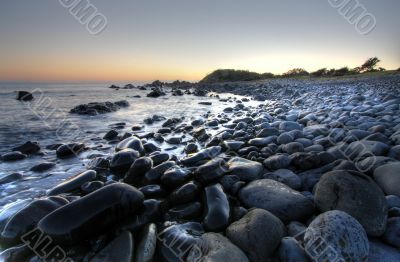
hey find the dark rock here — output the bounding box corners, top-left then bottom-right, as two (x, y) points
(139, 184), (167, 198)
(70, 100), (129, 115)
(87, 157), (110, 172)
(304, 210), (369, 262)
(263, 169), (302, 190)
(278, 237), (311, 262)
(180, 146), (221, 166)
(110, 149), (140, 176)
(116, 137), (145, 155)
(56, 143), (85, 158)
(194, 158), (227, 184)
(47, 170), (97, 196)
(91, 231), (134, 262)
(81, 181), (104, 194)
(203, 184), (230, 232)
(124, 157), (153, 186)
(168, 181), (201, 205)
(38, 183), (144, 244)
(144, 161), (176, 184)
(184, 143), (198, 154)
(314, 170), (388, 236)
(135, 223), (157, 262)
(161, 167), (192, 189)
(374, 162), (400, 197)
(30, 162), (55, 172)
(226, 209), (286, 261)
(227, 157), (263, 182)
(16, 91), (33, 101)
(122, 199), (162, 232)
(103, 129), (118, 140)
(165, 202), (202, 221)
(0, 173), (23, 185)
(1, 152), (27, 161)
(239, 179), (314, 223)
(382, 217), (400, 248)
(12, 141), (40, 154)
(263, 154), (291, 170)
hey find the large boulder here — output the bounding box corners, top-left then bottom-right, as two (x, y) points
(239, 179), (314, 223)
(304, 210), (369, 262)
(314, 170), (388, 236)
(226, 209), (286, 261)
(227, 157), (263, 182)
(373, 162), (400, 197)
(187, 233), (249, 262)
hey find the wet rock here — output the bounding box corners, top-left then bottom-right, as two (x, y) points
(150, 152), (170, 166)
(290, 152), (321, 170)
(122, 199), (162, 232)
(314, 170), (388, 236)
(147, 87), (166, 97)
(187, 233), (249, 262)
(166, 137), (181, 145)
(70, 100), (129, 115)
(257, 128), (279, 137)
(157, 222), (204, 261)
(103, 129), (118, 140)
(91, 231), (134, 262)
(203, 184), (230, 232)
(135, 223), (157, 262)
(239, 179), (314, 223)
(226, 209), (286, 261)
(16, 91), (33, 101)
(248, 136), (276, 147)
(304, 210), (369, 262)
(165, 202), (202, 221)
(373, 162), (400, 197)
(278, 237), (311, 262)
(282, 142), (304, 154)
(124, 157), (153, 186)
(30, 162), (55, 172)
(139, 184), (167, 198)
(116, 137), (145, 155)
(263, 169), (302, 190)
(161, 167), (192, 189)
(38, 183), (144, 244)
(144, 161), (176, 184)
(0, 197), (68, 247)
(56, 143), (85, 158)
(0, 200), (31, 233)
(368, 239), (400, 261)
(168, 181), (201, 205)
(87, 157), (110, 172)
(194, 158), (227, 184)
(346, 140), (390, 159)
(0, 245), (33, 262)
(81, 181), (104, 194)
(382, 217), (400, 248)
(279, 121), (302, 131)
(263, 154), (291, 170)
(181, 146), (221, 166)
(47, 170), (97, 196)
(110, 149), (140, 176)
(12, 141), (40, 154)
(227, 157), (263, 182)
(387, 195), (400, 209)
(184, 143), (198, 154)
(1, 152), (27, 161)
(0, 173), (23, 185)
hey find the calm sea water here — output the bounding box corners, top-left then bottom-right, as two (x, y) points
(0, 83), (256, 209)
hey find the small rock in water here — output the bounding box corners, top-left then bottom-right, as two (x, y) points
(0, 173), (23, 185)
(30, 162), (55, 172)
(1, 152), (27, 162)
(12, 141), (40, 154)
(16, 91), (33, 101)
(56, 143), (85, 158)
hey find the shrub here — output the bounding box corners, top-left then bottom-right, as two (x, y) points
(311, 68), (328, 77)
(283, 68), (309, 77)
(359, 57), (381, 72)
(200, 69), (274, 83)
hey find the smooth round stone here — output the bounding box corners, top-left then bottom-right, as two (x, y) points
(180, 146), (222, 166)
(1, 152), (27, 161)
(304, 144), (324, 152)
(357, 156), (396, 176)
(263, 154), (291, 170)
(0, 197), (68, 247)
(287, 221), (307, 237)
(47, 170), (97, 196)
(103, 129), (118, 140)
(135, 223), (157, 262)
(139, 184), (167, 198)
(373, 162), (400, 197)
(387, 145), (400, 160)
(91, 231), (133, 262)
(226, 209), (286, 261)
(87, 157), (110, 172)
(122, 199), (162, 232)
(346, 141), (389, 159)
(184, 143), (198, 154)
(30, 162), (55, 172)
(203, 184), (230, 232)
(314, 170), (388, 236)
(166, 137), (182, 145)
(368, 239), (400, 261)
(248, 136), (277, 147)
(165, 202), (202, 221)
(386, 195), (400, 209)
(304, 211), (369, 262)
(0, 173), (23, 185)
(161, 167), (192, 189)
(56, 143), (85, 158)
(282, 142), (304, 154)
(144, 161), (175, 184)
(263, 169), (302, 190)
(168, 181), (200, 205)
(279, 121), (302, 131)
(227, 157), (263, 182)
(187, 233), (249, 262)
(278, 237), (310, 262)
(0, 245), (33, 262)
(239, 179), (314, 223)
(149, 152), (169, 166)
(257, 127), (279, 137)
(277, 133), (294, 145)
(110, 149), (140, 176)
(157, 222), (204, 262)
(124, 157), (153, 186)
(194, 158), (227, 185)
(81, 181), (104, 194)
(115, 137), (145, 155)
(12, 141), (40, 154)
(382, 217), (400, 248)
(143, 142), (160, 153)
(38, 183), (144, 244)
(0, 200), (31, 233)
(290, 152), (321, 170)
(222, 140), (245, 151)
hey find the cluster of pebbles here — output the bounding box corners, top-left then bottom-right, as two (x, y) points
(1, 74), (400, 261)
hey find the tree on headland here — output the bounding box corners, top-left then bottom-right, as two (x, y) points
(356, 57), (381, 73)
(200, 69), (275, 83)
(283, 68), (309, 77)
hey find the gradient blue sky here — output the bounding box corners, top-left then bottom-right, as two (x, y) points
(0, 0), (399, 82)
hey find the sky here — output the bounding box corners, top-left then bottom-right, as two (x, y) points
(0, 0), (399, 83)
